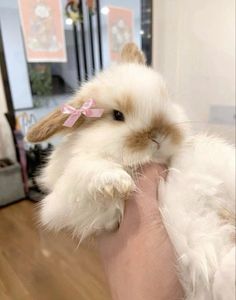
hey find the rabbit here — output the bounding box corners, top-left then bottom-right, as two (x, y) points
(27, 43), (235, 300)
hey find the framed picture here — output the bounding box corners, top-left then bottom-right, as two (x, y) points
(18, 0), (67, 62)
(108, 6), (133, 62)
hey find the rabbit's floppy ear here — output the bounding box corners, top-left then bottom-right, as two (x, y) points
(120, 42), (146, 64)
(26, 98), (84, 143)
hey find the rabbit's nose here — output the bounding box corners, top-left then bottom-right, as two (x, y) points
(150, 138), (160, 150)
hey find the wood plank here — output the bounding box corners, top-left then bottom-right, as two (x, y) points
(0, 200), (111, 300)
(0, 250), (30, 300)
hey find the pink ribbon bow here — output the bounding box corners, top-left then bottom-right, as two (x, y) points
(61, 99), (104, 127)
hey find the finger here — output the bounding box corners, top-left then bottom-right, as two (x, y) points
(135, 163), (167, 195)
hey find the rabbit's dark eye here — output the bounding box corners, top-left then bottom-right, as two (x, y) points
(113, 110), (125, 121)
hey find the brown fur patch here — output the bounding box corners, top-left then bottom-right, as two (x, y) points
(115, 94), (134, 115)
(218, 208), (236, 227)
(26, 97), (85, 142)
(151, 115), (183, 144)
(125, 114), (183, 151)
(27, 108), (67, 143)
(120, 43), (146, 65)
(126, 130), (149, 151)
(218, 208), (236, 242)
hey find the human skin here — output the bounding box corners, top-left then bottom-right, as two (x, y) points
(98, 164), (184, 300)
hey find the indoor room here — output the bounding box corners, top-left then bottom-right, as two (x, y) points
(0, 1), (235, 299)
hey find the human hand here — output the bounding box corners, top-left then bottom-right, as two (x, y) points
(98, 163), (183, 300)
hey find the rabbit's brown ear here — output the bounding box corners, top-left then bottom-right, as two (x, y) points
(26, 108), (68, 143)
(26, 102), (84, 143)
(120, 43), (146, 64)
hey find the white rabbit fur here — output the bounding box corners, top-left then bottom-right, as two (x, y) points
(27, 44), (235, 299)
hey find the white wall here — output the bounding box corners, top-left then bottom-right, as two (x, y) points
(153, 0), (235, 141)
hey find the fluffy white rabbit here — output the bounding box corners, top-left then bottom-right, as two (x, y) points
(27, 43), (235, 299)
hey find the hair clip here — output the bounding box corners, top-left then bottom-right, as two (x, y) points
(61, 99), (104, 127)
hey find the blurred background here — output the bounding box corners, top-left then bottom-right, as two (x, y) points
(0, 0), (235, 299)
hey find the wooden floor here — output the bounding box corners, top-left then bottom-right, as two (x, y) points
(0, 200), (111, 300)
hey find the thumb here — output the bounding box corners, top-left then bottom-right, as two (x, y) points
(135, 163), (167, 197)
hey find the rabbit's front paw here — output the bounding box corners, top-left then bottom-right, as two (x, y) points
(91, 170), (135, 200)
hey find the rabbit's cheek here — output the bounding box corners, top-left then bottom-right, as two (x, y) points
(125, 131), (150, 152)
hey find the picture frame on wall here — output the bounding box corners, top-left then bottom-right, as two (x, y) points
(108, 6), (133, 62)
(18, 0), (67, 63)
